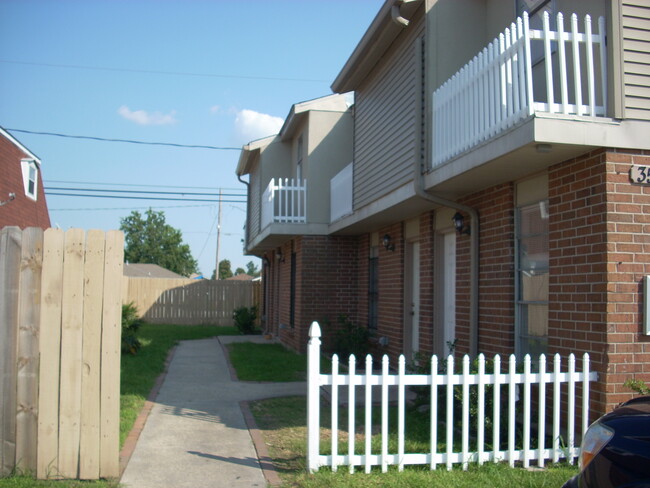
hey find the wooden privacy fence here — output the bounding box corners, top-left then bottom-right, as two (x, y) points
(306, 322), (598, 474)
(123, 277), (260, 326)
(0, 227), (123, 480)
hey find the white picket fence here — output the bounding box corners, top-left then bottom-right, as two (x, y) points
(432, 11), (607, 167)
(306, 322), (598, 473)
(261, 177), (307, 228)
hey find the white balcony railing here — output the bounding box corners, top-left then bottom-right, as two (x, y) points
(432, 11), (607, 168)
(330, 162), (353, 222)
(261, 177), (307, 228)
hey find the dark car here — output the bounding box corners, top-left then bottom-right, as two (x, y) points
(563, 395), (650, 488)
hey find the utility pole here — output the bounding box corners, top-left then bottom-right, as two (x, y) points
(215, 188), (222, 279)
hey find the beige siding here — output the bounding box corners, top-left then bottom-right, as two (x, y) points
(622, 1), (650, 119)
(353, 12), (424, 210)
(249, 160), (261, 241)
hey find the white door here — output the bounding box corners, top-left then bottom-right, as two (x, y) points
(404, 241), (420, 359)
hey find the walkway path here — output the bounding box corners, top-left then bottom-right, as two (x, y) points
(120, 336), (306, 488)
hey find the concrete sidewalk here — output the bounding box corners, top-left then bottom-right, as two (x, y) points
(119, 336), (306, 488)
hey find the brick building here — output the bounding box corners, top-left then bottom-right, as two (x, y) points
(238, 0), (650, 417)
(0, 127), (50, 230)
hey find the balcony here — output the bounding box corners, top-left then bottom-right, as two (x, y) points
(432, 11), (607, 168)
(261, 178), (307, 229)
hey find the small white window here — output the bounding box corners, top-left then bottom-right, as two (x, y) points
(21, 159), (38, 200)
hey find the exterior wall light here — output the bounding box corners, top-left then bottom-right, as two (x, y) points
(452, 212), (471, 235)
(382, 234), (395, 251)
(276, 248), (284, 262)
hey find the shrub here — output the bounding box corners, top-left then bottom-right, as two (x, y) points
(233, 306), (258, 335)
(122, 302), (144, 355)
(624, 378), (650, 395)
(332, 315), (370, 359)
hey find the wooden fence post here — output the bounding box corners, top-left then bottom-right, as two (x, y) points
(0, 227), (22, 476)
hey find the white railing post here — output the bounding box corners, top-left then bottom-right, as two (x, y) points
(364, 354), (373, 474)
(331, 354), (339, 472)
(430, 354), (439, 470)
(307, 321), (321, 473)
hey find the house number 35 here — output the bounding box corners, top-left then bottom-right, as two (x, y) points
(630, 165), (650, 184)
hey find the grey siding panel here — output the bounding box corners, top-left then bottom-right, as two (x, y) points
(622, 2), (650, 119)
(249, 168), (261, 242)
(353, 14), (424, 210)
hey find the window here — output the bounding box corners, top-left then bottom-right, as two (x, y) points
(296, 135), (303, 181)
(516, 0), (556, 64)
(516, 200), (549, 358)
(368, 246), (379, 330)
(21, 159), (38, 200)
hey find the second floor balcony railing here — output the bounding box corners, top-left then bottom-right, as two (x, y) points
(261, 177), (307, 229)
(432, 11), (607, 168)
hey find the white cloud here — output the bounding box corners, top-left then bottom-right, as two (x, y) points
(118, 105), (177, 126)
(233, 109), (283, 142)
(210, 105), (221, 114)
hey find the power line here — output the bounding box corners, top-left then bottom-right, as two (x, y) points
(6, 128), (241, 150)
(46, 179), (242, 191)
(49, 203), (218, 211)
(46, 192), (246, 203)
(0, 59), (329, 84)
(45, 186), (246, 197)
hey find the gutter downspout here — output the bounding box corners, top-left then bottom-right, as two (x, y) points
(413, 37), (480, 358)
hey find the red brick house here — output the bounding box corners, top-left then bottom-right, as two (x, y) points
(238, 0), (650, 417)
(0, 127), (50, 229)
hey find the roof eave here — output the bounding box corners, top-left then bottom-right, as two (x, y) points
(331, 0), (422, 93)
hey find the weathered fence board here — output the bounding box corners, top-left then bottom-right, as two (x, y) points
(58, 229), (85, 478)
(99, 230), (123, 478)
(37, 228), (64, 478)
(15, 227), (43, 472)
(0, 227), (123, 480)
(124, 277), (260, 326)
(1, 227), (21, 476)
(79, 230), (104, 479)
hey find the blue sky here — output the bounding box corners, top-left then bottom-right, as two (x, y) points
(0, 0), (382, 276)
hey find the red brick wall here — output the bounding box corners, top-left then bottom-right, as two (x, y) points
(459, 183), (516, 358)
(0, 136), (50, 229)
(375, 223), (405, 359)
(266, 235), (360, 353)
(418, 212), (435, 356)
(548, 149), (609, 415)
(547, 148), (650, 416)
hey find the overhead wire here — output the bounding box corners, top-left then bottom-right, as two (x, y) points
(6, 128), (241, 150)
(0, 59), (329, 83)
(45, 186), (246, 197)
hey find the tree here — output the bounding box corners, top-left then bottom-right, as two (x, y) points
(245, 260), (260, 278)
(235, 267), (246, 275)
(217, 259), (233, 280)
(120, 209), (198, 277)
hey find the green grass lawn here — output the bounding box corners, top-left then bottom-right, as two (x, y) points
(227, 342), (309, 381)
